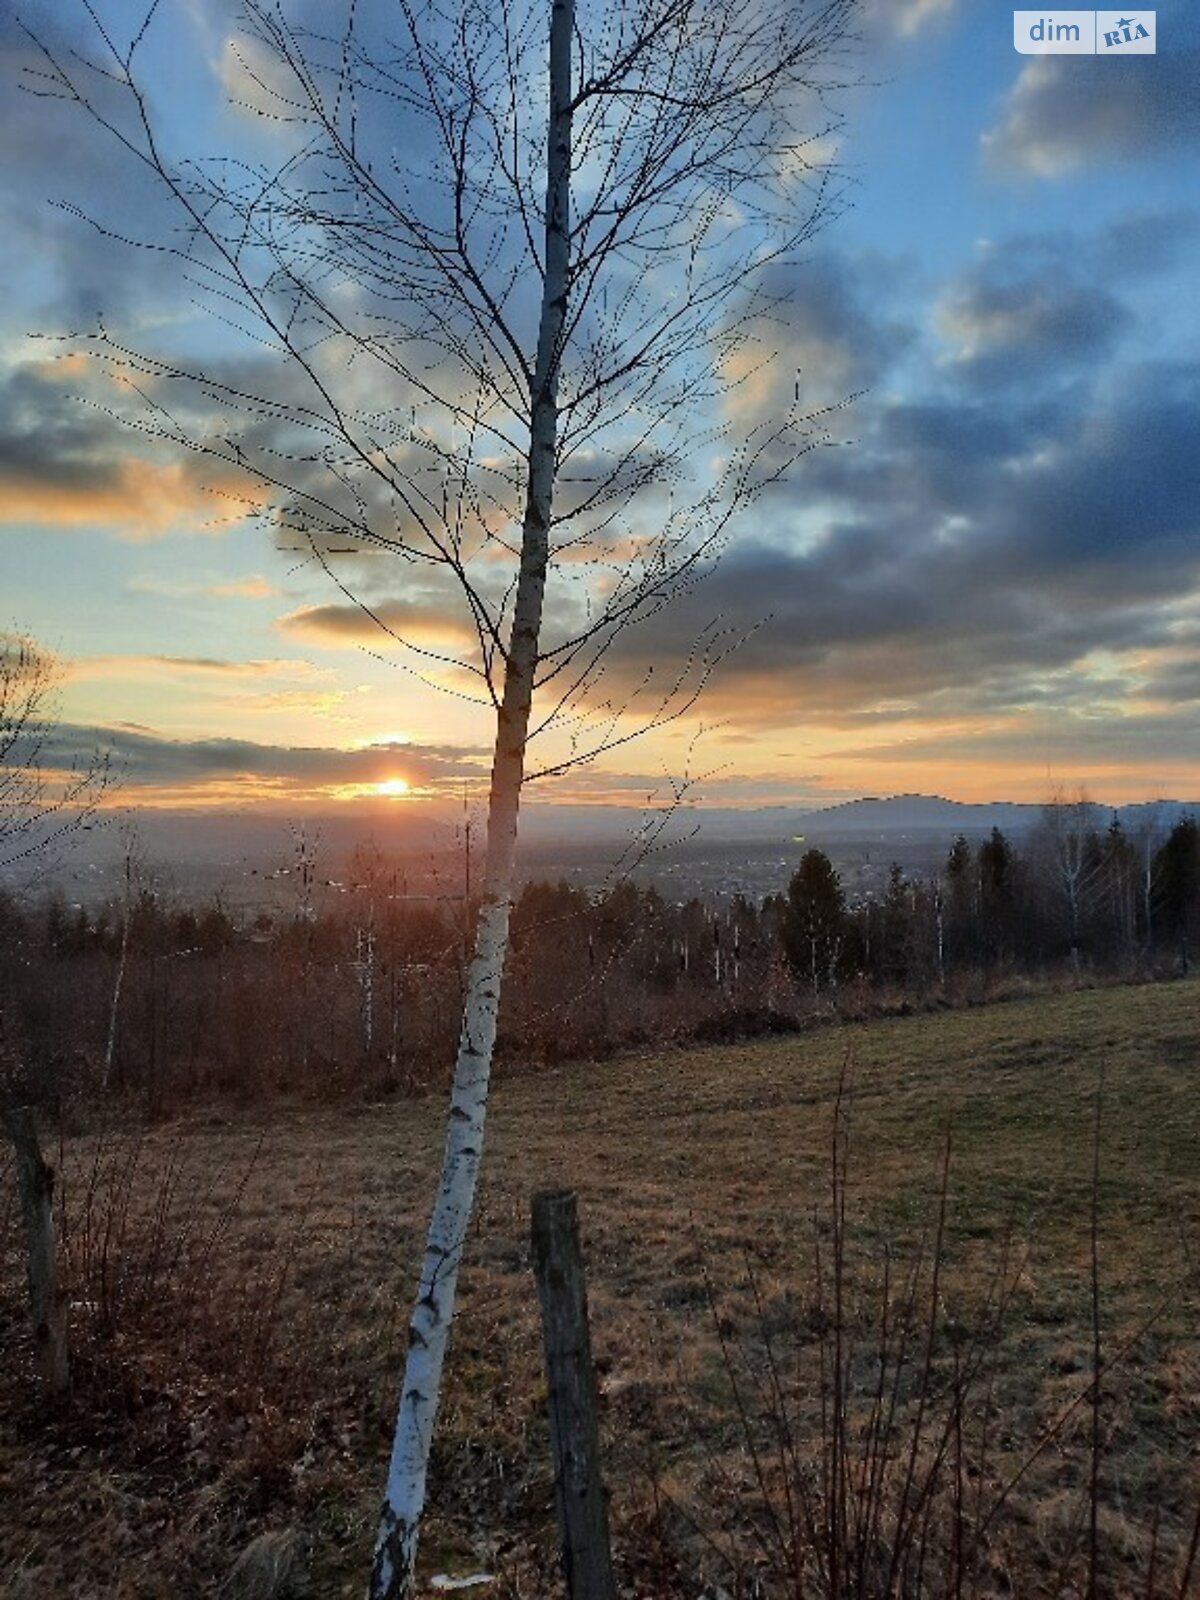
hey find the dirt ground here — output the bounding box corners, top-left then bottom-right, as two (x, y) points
(2, 979), (1199, 1596)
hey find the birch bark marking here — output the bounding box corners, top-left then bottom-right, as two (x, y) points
(3, 1105), (70, 1396)
(368, 1), (574, 1593)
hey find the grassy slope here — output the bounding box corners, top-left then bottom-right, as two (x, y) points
(1, 980), (1198, 1595)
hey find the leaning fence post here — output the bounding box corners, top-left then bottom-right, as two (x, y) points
(531, 1188), (616, 1600)
(3, 1104), (70, 1395)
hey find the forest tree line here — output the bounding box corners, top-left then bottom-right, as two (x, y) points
(1, 805), (1196, 1107)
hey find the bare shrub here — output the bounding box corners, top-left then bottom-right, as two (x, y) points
(663, 1075), (1200, 1598)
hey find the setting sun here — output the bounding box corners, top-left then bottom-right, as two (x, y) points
(375, 777), (411, 797)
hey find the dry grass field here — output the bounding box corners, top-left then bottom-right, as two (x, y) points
(3, 979), (1199, 1596)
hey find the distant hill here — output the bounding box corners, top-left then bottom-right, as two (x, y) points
(599, 793), (1197, 846)
(790, 794), (1039, 838)
(787, 794), (1196, 841)
(509, 798), (1042, 846)
(513, 796), (1044, 846)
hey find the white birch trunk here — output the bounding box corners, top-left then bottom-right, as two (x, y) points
(103, 911), (129, 1090)
(103, 850), (134, 1090)
(935, 886), (945, 987)
(368, 2), (573, 1591)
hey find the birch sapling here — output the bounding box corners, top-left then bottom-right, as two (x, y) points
(24, 3), (859, 1589)
(369, 0), (574, 1589)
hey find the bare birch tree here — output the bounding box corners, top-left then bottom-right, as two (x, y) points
(103, 820), (146, 1089)
(26, 0), (858, 1588)
(1, 631), (109, 880)
(1036, 787), (1104, 976)
(1129, 799), (1168, 952)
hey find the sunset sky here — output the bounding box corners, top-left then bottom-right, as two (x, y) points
(2, 0), (1198, 815)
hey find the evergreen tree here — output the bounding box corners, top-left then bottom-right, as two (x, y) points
(1100, 814), (1137, 964)
(977, 827), (1016, 963)
(1153, 816), (1200, 971)
(881, 863), (914, 985)
(943, 834), (976, 967)
(782, 850), (847, 995)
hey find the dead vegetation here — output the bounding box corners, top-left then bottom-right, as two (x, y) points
(2, 980), (1198, 1594)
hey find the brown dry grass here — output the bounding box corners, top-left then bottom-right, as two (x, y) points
(2, 978), (1199, 1595)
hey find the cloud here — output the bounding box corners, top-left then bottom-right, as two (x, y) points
(277, 601), (477, 653)
(892, 0), (956, 38)
(0, 359), (266, 537)
(0, 5), (197, 326)
(983, 46), (1200, 178)
(724, 254), (915, 426)
(67, 655), (330, 683)
(64, 653), (376, 726)
(0, 457), (255, 538)
(935, 268), (1128, 387)
(214, 28), (299, 121)
(859, 0), (957, 41)
(927, 216), (1198, 390)
(127, 574), (281, 600)
(211, 576), (280, 598)
(1145, 656), (1200, 704)
(559, 205), (1198, 772)
(526, 764), (833, 809)
(1093, 208), (1200, 277)
(44, 720), (489, 800)
(5, 4), (1196, 808)
(838, 705), (1200, 770)
(583, 353), (1200, 737)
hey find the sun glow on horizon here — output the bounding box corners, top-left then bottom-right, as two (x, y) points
(325, 775), (434, 803)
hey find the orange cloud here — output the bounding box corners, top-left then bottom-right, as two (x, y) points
(127, 573), (281, 599)
(278, 600), (476, 652)
(210, 575), (280, 598)
(0, 458), (267, 540)
(66, 654), (331, 684)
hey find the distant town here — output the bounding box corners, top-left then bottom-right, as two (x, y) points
(10, 794), (1195, 919)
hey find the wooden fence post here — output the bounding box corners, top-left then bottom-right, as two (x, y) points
(3, 1105), (70, 1395)
(531, 1188), (616, 1600)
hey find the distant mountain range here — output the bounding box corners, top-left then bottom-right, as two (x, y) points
(798, 794), (1039, 835)
(705, 793), (1197, 842)
(522, 793), (1196, 845)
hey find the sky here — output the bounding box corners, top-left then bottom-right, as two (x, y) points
(2, 0), (1198, 818)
